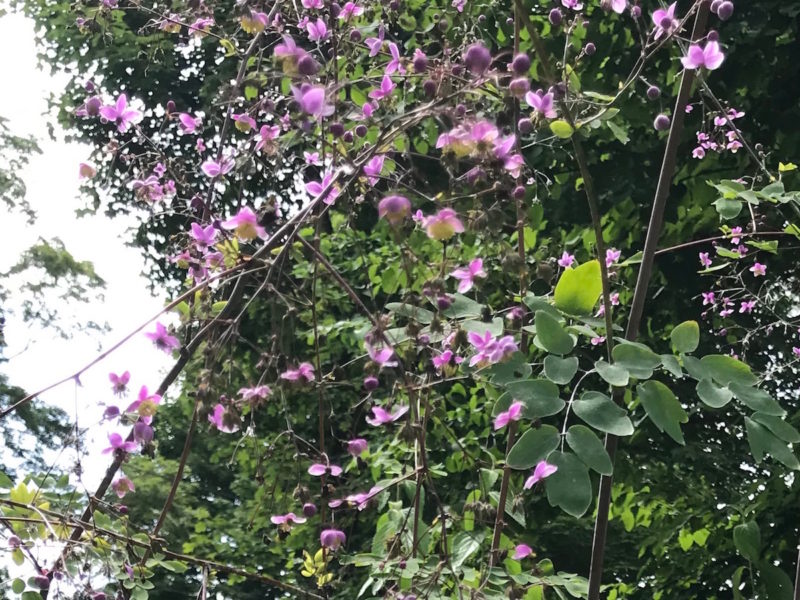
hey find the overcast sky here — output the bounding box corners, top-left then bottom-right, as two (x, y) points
(0, 12), (172, 491)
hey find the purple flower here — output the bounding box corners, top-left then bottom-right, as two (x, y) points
(369, 75), (396, 101)
(523, 460), (558, 489)
(702, 291), (716, 305)
(558, 251), (575, 268)
(270, 512), (307, 526)
(329, 486), (383, 510)
(320, 528), (346, 550)
(652, 2), (678, 39)
(699, 252), (712, 268)
(302, 0), (323, 7)
(102, 433), (138, 455)
(79, 162), (96, 180)
(367, 344), (398, 369)
(378, 195), (412, 224)
(232, 113), (257, 133)
(609, 0), (626, 13)
(525, 91), (556, 119)
(493, 401), (523, 430)
(421, 208), (465, 240)
(305, 171), (340, 205)
(730, 226), (742, 244)
(739, 300), (756, 314)
(513, 544), (533, 560)
(304, 151), (321, 165)
(308, 463), (343, 477)
(306, 18), (329, 42)
(339, 1), (364, 19)
(190, 223), (217, 247)
(363, 155), (385, 185)
(366, 405), (409, 426)
(561, 0), (583, 10)
(385, 42), (406, 75)
(681, 41), (725, 71)
(450, 259), (487, 293)
(133, 420), (153, 444)
(281, 362), (316, 382)
(126, 386), (162, 421)
(178, 113), (201, 134)
(112, 475), (135, 499)
(256, 125), (280, 152)
(109, 371), (130, 395)
(221, 207), (267, 241)
(145, 322), (180, 353)
(274, 36), (308, 72)
(99, 94), (143, 133)
(238, 385), (272, 401)
(605, 248), (621, 267)
(347, 438), (368, 457)
(201, 157), (235, 178)
(293, 85), (335, 118)
(750, 262), (766, 277)
(365, 28), (384, 57)
(432, 350), (463, 371)
(208, 404), (240, 433)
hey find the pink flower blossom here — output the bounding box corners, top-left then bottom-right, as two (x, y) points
(610, 0), (626, 13)
(367, 344), (398, 369)
(365, 28), (384, 57)
(102, 433), (138, 455)
(305, 171), (340, 205)
(347, 438), (368, 457)
(178, 113), (201, 133)
(739, 300), (756, 314)
(513, 544), (533, 559)
(493, 401), (523, 430)
(302, 0), (323, 8)
(293, 85), (334, 118)
(591, 336), (606, 346)
(78, 162), (96, 180)
(730, 226), (742, 244)
(363, 155), (385, 185)
(238, 385), (272, 401)
(699, 252), (712, 268)
(221, 207), (267, 241)
(561, 0), (583, 10)
(281, 362), (316, 382)
(125, 386), (162, 421)
(201, 157), (234, 178)
(329, 485), (384, 510)
(468, 331), (518, 366)
(523, 460), (558, 489)
(366, 405), (409, 426)
(304, 151), (321, 165)
(692, 146), (706, 159)
(320, 528), (346, 550)
(145, 322), (180, 353)
(109, 371), (130, 395)
(702, 292), (716, 305)
(339, 1), (364, 19)
(306, 18), (328, 42)
(385, 43), (405, 75)
(369, 75), (396, 101)
(421, 208), (465, 240)
(255, 125), (280, 152)
(190, 223), (217, 247)
(99, 94), (142, 133)
(112, 475), (135, 498)
(605, 248), (621, 267)
(652, 2), (678, 39)
(208, 404), (240, 433)
(681, 41), (725, 71)
(270, 512), (307, 525)
(750, 262), (766, 277)
(525, 91), (556, 118)
(308, 463), (343, 477)
(450, 259), (487, 293)
(558, 251), (575, 268)
(378, 195), (411, 224)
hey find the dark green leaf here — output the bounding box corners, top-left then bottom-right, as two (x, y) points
(760, 564), (793, 600)
(700, 355), (758, 387)
(572, 391), (634, 436)
(506, 379), (565, 418)
(696, 379), (733, 409)
(543, 355), (579, 385)
(534, 310), (575, 355)
(670, 320), (699, 353)
(638, 381), (688, 445)
(594, 360), (629, 387)
(729, 382), (785, 417)
(733, 521), (761, 562)
(566, 425), (613, 475)
(751, 413), (800, 443)
(545, 451), (593, 517)
(612, 342), (660, 379)
(745, 417), (800, 470)
(507, 426), (560, 469)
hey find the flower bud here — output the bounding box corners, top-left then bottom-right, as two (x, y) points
(584, 42), (596, 56)
(355, 124), (368, 137)
(330, 122), (345, 137)
(389, 0), (400, 9)
(363, 375), (379, 391)
(413, 52), (428, 73)
(511, 53), (531, 75)
(707, 30), (719, 42)
(349, 28), (362, 42)
(509, 77), (530, 98)
(710, 0), (723, 13)
(343, 131), (354, 143)
(166, 100), (176, 114)
(549, 8), (563, 26)
(437, 295), (453, 310)
(463, 43), (492, 75)
(85, 96), (102, 117)
(646, 85), (660, 100)
(455, 103), (467, 117)
(85, 80), (96, 92)
(8, 535), (21, 549)
(512, 185), (526, 200)
(518, 118), (533, 134)
(117, 504), (129, 515)
(33, 576), (50, 590)
(303, 503), (318, 518)
(423, 79), (437, 98)
(630, 5), (641, 17)
(654, 114), (671, 131)
(298, 54), (320, 75)
(330, 2), (341, 17)
(478, 14), (486, 22)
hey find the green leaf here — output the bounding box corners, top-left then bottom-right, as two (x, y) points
(700, 355), (758, 387)
(682, 355), (706, 380)
(12, 548), (24, 566)
(693, 528), (710, 546)
(751, 413), (800, 443)
(612, 342), (660, 379)
(160, 560), (188, 573)
(566, 425), (613, 475)
(733, 521), (761, 562)
(572, 391), (634, 436)
(506, 379), (565, 418)
(638, 381), (688, 445)
(714, 197), (743, 219)
(554, 261), (602, 315)
(745, 417), (800, 470)
(670, 321), (699, 353)
(441, 294), (484, 318)
(0, 470), (12, 489)
(550, 120), (574, 139)
(760, 564), (793, 600)
(545, 451), (593, 517)
(450, 531), (483, 570)
(507, 426), (561, 469)
(534, 310), (575, 355)
(487, 354), (532, 385)
(606, 120), (630, 144)
(12, 579), (25, 594)
(729, 382), (785, 417)
(678, 528), (694, 551)
(594, 360), (629, 387)
(386, 302), (435, 324)
(696, 379), (733, 409)
(543, 355), (579, 385)
(660, 354), (683, 378)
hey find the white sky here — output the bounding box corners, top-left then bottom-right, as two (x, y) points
(0, 12), (172, 492)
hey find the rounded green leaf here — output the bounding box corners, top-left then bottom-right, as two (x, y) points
(670, 320), (700, 353)
(730, 382), (785, 417)
(700, 354), (758, 387)
(544, 355), (579, 385)
(733, 521), (761, 562)
(638, 381), (688, 445)
(549, 120), (574, 139)
(507, 425), (560, 470)
(535, 310), (575, 355)
(566, 425), (613, 475)
(12, 579), (25, 594)
(554, 260), (602, 316)
(506, 379), (565, 418)
(660, 354), (683, 378)
(696, 379), (733, 409)
(487, 354), (532, 385)
(751, 413), (800, 443)
(545, 451), (593, 517)
(744, 417), (800, 470)
(760, 564), (793, 600)
(572, 391), (634, 436)
(595, 360), (629, 387)
(612, 342), (660, 379)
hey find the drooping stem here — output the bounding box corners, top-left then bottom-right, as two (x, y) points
(488, 421), (518, 570)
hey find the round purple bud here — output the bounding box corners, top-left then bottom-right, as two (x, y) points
(166, 100), (176, 114)
(518, 118), (533, 134)
(423, 79), (437, 98)
(463, 43), (492, 75)
(631, 5), (641, 17)
(355, 124), (368, 137)
(654, 114), (671, 131)
(707, 30), (720, 42)
(413, 53), (428, 73)
(8, 535), (21, 549)
(117, 504), (129, 515)
(84, 80), (96, 92)
(455, 103), (467, 117)
(303, 503), (318, 518)
(364, 375), (379, 391)
(710, 0), (723, 13)
(478, 14), (486, 22)
(330, 122), (345, 138)
(350, 28), (362, 42)
(437, 295), (453, 310)
(506, 17), (514, 25)
(466, 166), (485, 184)
(389, 0), (400, 9)
(298, 54), (320, 76)
(320, 528), (346, 550)
(512, 185), (526, 200)
(85, 96), (102, 117)
(584, 42), (596, 56)
(509, 77), (531, 98)
(330, 2), (342, 17)
(33, 576), (50, 590)
(511, 53), (531, 75)
(646, 85), (661, 100)
(717, 2), (734, 20)
(92, 593), (109, 600)
(343, 131), (354, 143)
(549, 8), (563, 26)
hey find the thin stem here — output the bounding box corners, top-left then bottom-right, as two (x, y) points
(488, 421), (518, 571)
